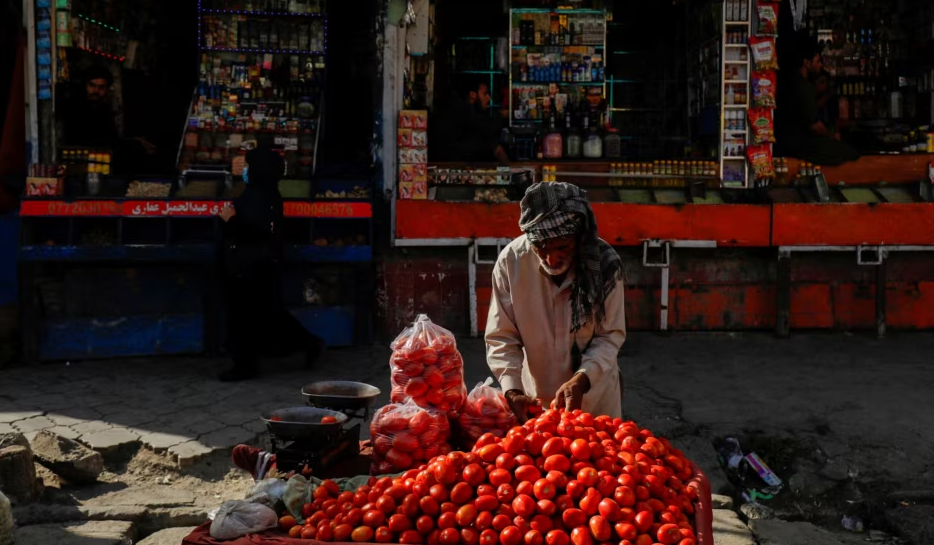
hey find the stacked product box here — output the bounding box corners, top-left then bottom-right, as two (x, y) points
(398, 110), (428, 200)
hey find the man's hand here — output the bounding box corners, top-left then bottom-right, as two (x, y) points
(555, 372), (591, 412)
(218, 204), (236, 223)
(505, 389), (535, 424)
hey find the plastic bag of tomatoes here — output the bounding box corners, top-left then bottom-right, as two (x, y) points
(455, 379), (518, 449)
(390, 314), (467, 416)
(370, 400), (452, 474)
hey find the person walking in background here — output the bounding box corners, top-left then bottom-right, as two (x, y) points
(216, 146), (324, 382)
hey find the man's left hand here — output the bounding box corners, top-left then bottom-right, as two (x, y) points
(555, 372), (591, 412)
(218, 204), (236, 223)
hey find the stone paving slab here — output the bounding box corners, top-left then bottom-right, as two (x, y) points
(137, 527), (198, 545)
(749, 519), (867, 545)
(14, 520), (135, 545)
(80, 427), (141, 452)
(168, 441), (214, 468)
(713, 509), (758, 545)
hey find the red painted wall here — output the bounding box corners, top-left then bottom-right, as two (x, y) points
(378, 249), (934, 337)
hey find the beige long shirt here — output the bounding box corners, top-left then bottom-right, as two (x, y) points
(485, 236), (625, 418)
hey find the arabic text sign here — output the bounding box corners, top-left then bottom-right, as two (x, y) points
(123, 201), (222, 217)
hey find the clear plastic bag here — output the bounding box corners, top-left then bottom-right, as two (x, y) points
(209, 499), (278, 540)
(389, 314), (467, 415)
(456, 378), (518, 449)
(370, 399), (451, 475)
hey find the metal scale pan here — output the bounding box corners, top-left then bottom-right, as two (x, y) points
(301, 381), (381, 414)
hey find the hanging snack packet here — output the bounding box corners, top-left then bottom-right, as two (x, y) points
(752, 71), (777, 108)
(749, 36), (778, 71)
(757, 1), (780, 35)
(747, 145), (775, 180)
(748, 108), (776, 144)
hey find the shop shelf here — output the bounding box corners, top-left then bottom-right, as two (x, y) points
(20, 244), (215, 262)
(282, 245), (372, 263)
(38, 313), (204, 361)
(199, 9), (325, 17)
(290, 306), (355, 347)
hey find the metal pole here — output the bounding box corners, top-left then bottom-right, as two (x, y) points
(776, 254), (791, 338)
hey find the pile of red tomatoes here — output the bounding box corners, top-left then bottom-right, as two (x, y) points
(289, 407), (700, 545)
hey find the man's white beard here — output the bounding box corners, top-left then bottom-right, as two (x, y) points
(538, 256), (572, 277)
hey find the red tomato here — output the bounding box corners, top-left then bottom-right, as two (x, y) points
(479, 444), (506, 463)
(569, 527), (593, 545)
(512, 495), (536, 518)
(587, 516), (611, 542)
(656, 524), (681, 545)
(633, 536), (652, 545)
(457, 504), (479, 526)
(352, 526), (375, 542)
(532, 479), (556, 501)
(345, 508), (364, 526)
(419, 496), (440, 516)
(476, 495), (500, 512)
(433, 459), (457, 486)
(544, 455), (571, 473)
(416, 515), (435, 534)
(301, 526), (317, 540)
(440, 502), (457, 514)
(493, 514), (513, 532)
(613, 487), (636, 507)
(516, 481), (534, 497)
(500, 526), (523, 545)
(525, 434), (547, 456)
(536, 499), (557, 517)
(578, 491), (601, 516)
(545, 530), (570, 545)
(477, 484), (496, 497)
(545, 471), (568, 490)
(577, 468), (599, 487)
(515, 465), (542, 483)
(633, 511), (653, 533)
(489, 469), (513, 487)
(597, 499), (622, 522)
(376, 495), (396, 515)
(429, 485), (449, 503)
(439, 528), (460, 545)
(562, 508), (587, 529)
(566, 480), (586, 500)
(613, 522), (637, 541)
(362, 509), (385, 528)
(333, 524), (354, 542)
(463, 464), (486, 487)
(388, 514), (412, 532)
(496, 453), (517, 470)
(525, 530), (544, 545)
(530, 514), (553, 534)
(476, 511), (494, 531)
(385, 485), (407, 501)
(541, 438), (565, 458)
(400, 530), (424, 544)
(450, 482), (474, 505)
(570, 439), (592, 461)
(462, 528), (481, 545)
(497, 484), (516, 503)
(437, 512), (457, 530)
(317, 523), (333, 541)
(555, 495), (574, 512)
(479, 529), (499, 545)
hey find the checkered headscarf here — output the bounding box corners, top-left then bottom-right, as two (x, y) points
(519, 182), (623, 332)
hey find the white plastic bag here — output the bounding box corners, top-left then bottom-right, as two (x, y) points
(209, 499), (278, 540)
(248, 478), (289, 505)
(0, 488), (13, 545)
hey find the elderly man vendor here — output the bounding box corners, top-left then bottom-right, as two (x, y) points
(485, 182), (626, 421)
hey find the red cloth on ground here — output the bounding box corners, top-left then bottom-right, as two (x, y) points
(183, 521), (359, 545)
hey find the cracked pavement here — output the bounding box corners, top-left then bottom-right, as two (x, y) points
(2, 332), (933, 485)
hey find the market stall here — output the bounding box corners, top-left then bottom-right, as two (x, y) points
(19, 0), (376, 361)
(386, 0), (934, 336)
(177, 318), (715, 545)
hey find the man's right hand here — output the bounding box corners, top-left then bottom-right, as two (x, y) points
(505, 389), (534, 424)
